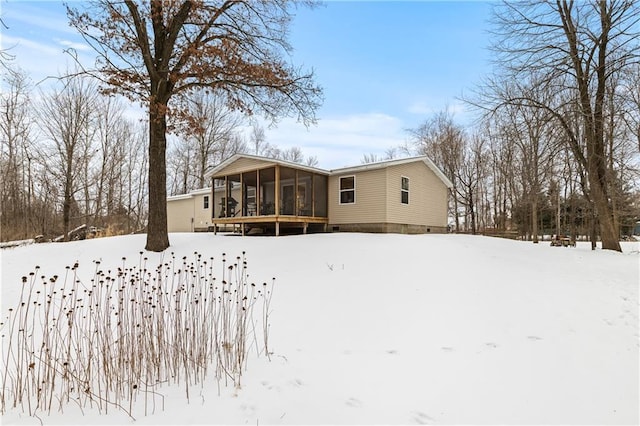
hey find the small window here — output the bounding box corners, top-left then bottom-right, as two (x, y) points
(401, 176), (409, 204)
(203, 195), (210, 209)
(339, 176), (355, 204)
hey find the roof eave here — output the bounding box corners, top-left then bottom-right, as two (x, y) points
(204, 153), (330, 179)
(330, 156), (454, 189)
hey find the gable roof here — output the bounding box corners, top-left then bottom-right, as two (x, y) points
(204, 153), (330, 179)
(330, 156), (454, 188)
(203, 153), (453, 189)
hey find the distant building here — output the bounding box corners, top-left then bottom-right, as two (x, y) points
(167, 154), (453, 236)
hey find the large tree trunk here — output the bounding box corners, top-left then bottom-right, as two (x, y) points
(589, 169), (620, 251)
(63, 153), (74, 242)
(145, 100), (170, 252)
(63, 184), (71, 242)
(532, 196), (539, 243)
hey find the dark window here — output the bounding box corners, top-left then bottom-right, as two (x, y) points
(401, 177), (409, 204)
(203, 195), (209, 209)
(339, 176), (355, 204)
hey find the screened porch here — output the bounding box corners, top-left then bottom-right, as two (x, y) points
(211, 164), (329, 236)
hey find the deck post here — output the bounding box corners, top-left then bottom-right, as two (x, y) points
(275, 221), (280, 236)
(303, 222), (308, 234)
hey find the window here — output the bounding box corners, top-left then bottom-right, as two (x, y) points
(203, 195), (209, 209)
(401, 176), (409, 204)
(339, 176), (355, 204)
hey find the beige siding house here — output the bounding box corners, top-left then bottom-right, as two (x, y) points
(167, 154), (452, 235)
(167, 188), (215, 232)
(328, 157), (452, 233)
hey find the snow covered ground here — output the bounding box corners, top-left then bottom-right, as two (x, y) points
(1, 233), (638, 425)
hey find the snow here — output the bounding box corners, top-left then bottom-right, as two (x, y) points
(1, 233), (638, 425)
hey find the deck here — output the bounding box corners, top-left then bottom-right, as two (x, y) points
(212, 215), (328, 236)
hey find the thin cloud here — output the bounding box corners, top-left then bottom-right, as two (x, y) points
(406, 99), (473, 124)
(260, 113), (409, 169)
(1, 35), (60, 57)
(3, 5), (77, 36)
(56, 39), (92, 52)
(407, 101), (434, 116)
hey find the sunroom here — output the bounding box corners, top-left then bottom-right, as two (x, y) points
(205, 154), (329, 236)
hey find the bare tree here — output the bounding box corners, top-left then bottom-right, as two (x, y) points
(497, 87), (559, 242)
(123, 122), (149, 233)
(36, 76), (98, 241)
(280, 146), (304, 163)
(250, 121), (267, 155)
(623, 65), (640, 152)
(67, 0), (322, 251)
(484, 118), (517, 233)
(456, 132), (488, 234)
(408, 110), (464, 232)
(168, 123), (247, 195)
(178, 91), (246, 188)
(361, 148), (399, 165)
(0, 66), (33, 240)
(483, 0), (640, 251)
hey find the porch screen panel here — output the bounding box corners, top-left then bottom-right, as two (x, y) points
(213, 178), (226, 218)
(279, 167), (296, 215)
(242, 171), (258, 216)
(224, 174), (241, 218)
(297, 170), (312, 216)
(313, 174), (328, 217)
(259, 168), (276, 215)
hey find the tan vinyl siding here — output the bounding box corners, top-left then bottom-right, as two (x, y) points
(167, 197), (194, 232)
(385, 162), (448, 227)
(192, 193), (213, 229)
(329, 168), (387, 224)
(167, 190), (216, 232)
(215, 157), (276, 176)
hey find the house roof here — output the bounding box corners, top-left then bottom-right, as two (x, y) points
(203, 153), (453, 189)
(167, 187), (212, 202)
(330, 156), (454, 189)
(204, 153), (330, 179)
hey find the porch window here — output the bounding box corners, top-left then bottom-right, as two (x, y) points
(339, 176), (355, 204)
(203, 195), (209, 209)
(401, 176), (409, 204)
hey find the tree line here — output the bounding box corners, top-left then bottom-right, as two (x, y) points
(1, 68), (149, 242)
(401, 1), (640, 251)
(0, 65), (316, 243)
(2, 0), (639, 252)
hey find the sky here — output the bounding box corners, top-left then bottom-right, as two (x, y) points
(0, 1), (494, 169)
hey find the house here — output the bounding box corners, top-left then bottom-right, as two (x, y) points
(166, 154), (453, 235)
(166, 187), (214, 232)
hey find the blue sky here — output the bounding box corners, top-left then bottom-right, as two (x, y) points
(1, 1), (494, 169)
